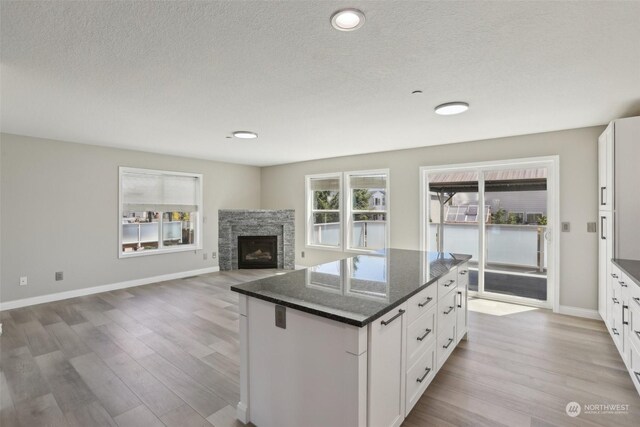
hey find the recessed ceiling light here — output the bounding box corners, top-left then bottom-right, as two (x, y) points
(232, 131), (258, 139)
(434, 102), (469, 115)
(331, 9), (365, 31)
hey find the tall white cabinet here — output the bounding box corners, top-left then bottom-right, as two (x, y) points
(598, 116), (640, 395)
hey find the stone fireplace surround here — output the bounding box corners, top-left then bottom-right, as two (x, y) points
(218, 209), (295, 271)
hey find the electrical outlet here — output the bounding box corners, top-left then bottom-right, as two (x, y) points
(203, 253), (208, 260)
(301, 251), (305, 258)
(587, 222), (597, 233)
(19, 276), (28, 286)
(55, 271), (63, 281)
(212, 251), (217, 259)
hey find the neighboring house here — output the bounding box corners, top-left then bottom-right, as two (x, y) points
(369, 190), (385, 210)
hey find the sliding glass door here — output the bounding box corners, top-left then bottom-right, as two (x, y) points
(422, 158), (557, 308)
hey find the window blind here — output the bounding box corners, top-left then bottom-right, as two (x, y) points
(122, 171), (199, 212)
(309, 177), (340, 191)
(350, 174), (387, 189)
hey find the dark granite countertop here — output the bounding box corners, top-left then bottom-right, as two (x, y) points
(612, 259), (640, 287)
(230, 249), (471, 327)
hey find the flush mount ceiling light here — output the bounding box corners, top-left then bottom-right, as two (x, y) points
(434, 102), (469, 115)
(232, 131), (258, 139)
(331, 8), (365, 31)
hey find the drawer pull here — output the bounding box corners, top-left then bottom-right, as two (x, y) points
(612, 297), (619, 304)
(611, 273), (619, 279)
(623, 305), (629, 325)
(457, 291), (462, 308)
(635, 371), (640, 384)
(612, 327), (620, 336)
(635, 330), (640, 340)
(459, 270), (468, 276)
(443, 279), (456, 288)
(418, 297), (433, 308)
(381, 309), (405, 326)
(417, 328), (432, 341)
(443, 306), (454, 315)
(443, 338), (454, 349)
(600, 186), (606, 206)
(619, 281), (628, 287)
(634, 297), (640, 308)
(416, 367), (432, 383)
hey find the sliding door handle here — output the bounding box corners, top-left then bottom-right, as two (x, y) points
(381, 309), (405, 326)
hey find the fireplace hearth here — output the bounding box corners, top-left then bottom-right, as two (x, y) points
(238, 236), (278, 269)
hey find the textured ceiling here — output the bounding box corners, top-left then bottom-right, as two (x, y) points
(1, 1), (639, 166)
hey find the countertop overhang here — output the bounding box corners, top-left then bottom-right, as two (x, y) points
(230, 249), (471, 327)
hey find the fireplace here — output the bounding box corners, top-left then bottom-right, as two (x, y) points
(238, 236), (278, 269)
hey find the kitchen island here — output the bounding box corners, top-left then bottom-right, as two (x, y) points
(231, 249), (471, 427)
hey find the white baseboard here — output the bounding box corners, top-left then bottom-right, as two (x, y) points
(236, 402), (249, 424)
(557, 305), (601, 320)
(0, 266), (220, 311)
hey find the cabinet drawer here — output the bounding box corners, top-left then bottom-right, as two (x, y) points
(437, 320), (456, 370)
(405, 342), (435, 415)
(438, 290), (457, 332)
(457, 264), (469, 287)
(406, 306), (436, 368)
(438, 270), (457, 299)
(407, 284), (438, 325)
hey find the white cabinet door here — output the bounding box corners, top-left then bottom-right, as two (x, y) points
(456, 284), (467, 342)
(599, 211), (613, 322)
(368, 304), (407, 427)
(598, 124), (614, 210)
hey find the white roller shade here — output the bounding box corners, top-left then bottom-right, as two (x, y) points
(309, 177), (340, 191)
(122, 170), (200, 212)
(350, 174), (387, 189)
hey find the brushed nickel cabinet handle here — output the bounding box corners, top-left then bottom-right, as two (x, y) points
(457, 291), (462, 308)
(416, 367), (432, 383)
(619, 281), (627, 287)
(443, 338), (454, 349)
(612, 327), (620, 336)
(611, 273), (619, 279)
(443, 279), (455, 288)
(443, 306), (454, 315)
(634, 371), (640, 384)
(600, 187), (606, 205)
(612, 297), (619, 304)
(623, 305), (629, 325)
(381, 309), (405, 326)
(417, 328), (432, 341)
(418, 297), (433, 308)
(634, 297), (640, 308)
(459, 270), (467, 275)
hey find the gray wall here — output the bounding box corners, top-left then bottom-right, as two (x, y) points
(260, 126), (603, 311)
(0, 133), (261, 303)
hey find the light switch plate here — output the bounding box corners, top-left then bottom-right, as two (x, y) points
(561, 222), (570, 232)
(55, 271), (63, 281)
(587, 222), (597, 233)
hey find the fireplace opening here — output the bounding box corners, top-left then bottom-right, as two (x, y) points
(238, 236), (278, 269)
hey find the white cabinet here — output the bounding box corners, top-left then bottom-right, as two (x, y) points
(368, 304), (407, 427)
(599, 211), (613, 322)
(598, 124), (614, 211)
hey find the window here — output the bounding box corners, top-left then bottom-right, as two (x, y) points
(346, 170), (389, 251)
(119, 167), (203, 257)
(305, 170), (390, 252)
(306, 173), (342, 249)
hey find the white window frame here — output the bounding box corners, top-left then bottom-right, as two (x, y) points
(118, 167), (203, 258)
(305, 172), (343, 251)
(344, 169), (390, 253)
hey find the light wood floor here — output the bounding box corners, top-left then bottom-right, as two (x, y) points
(1, 270), (639, 427)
